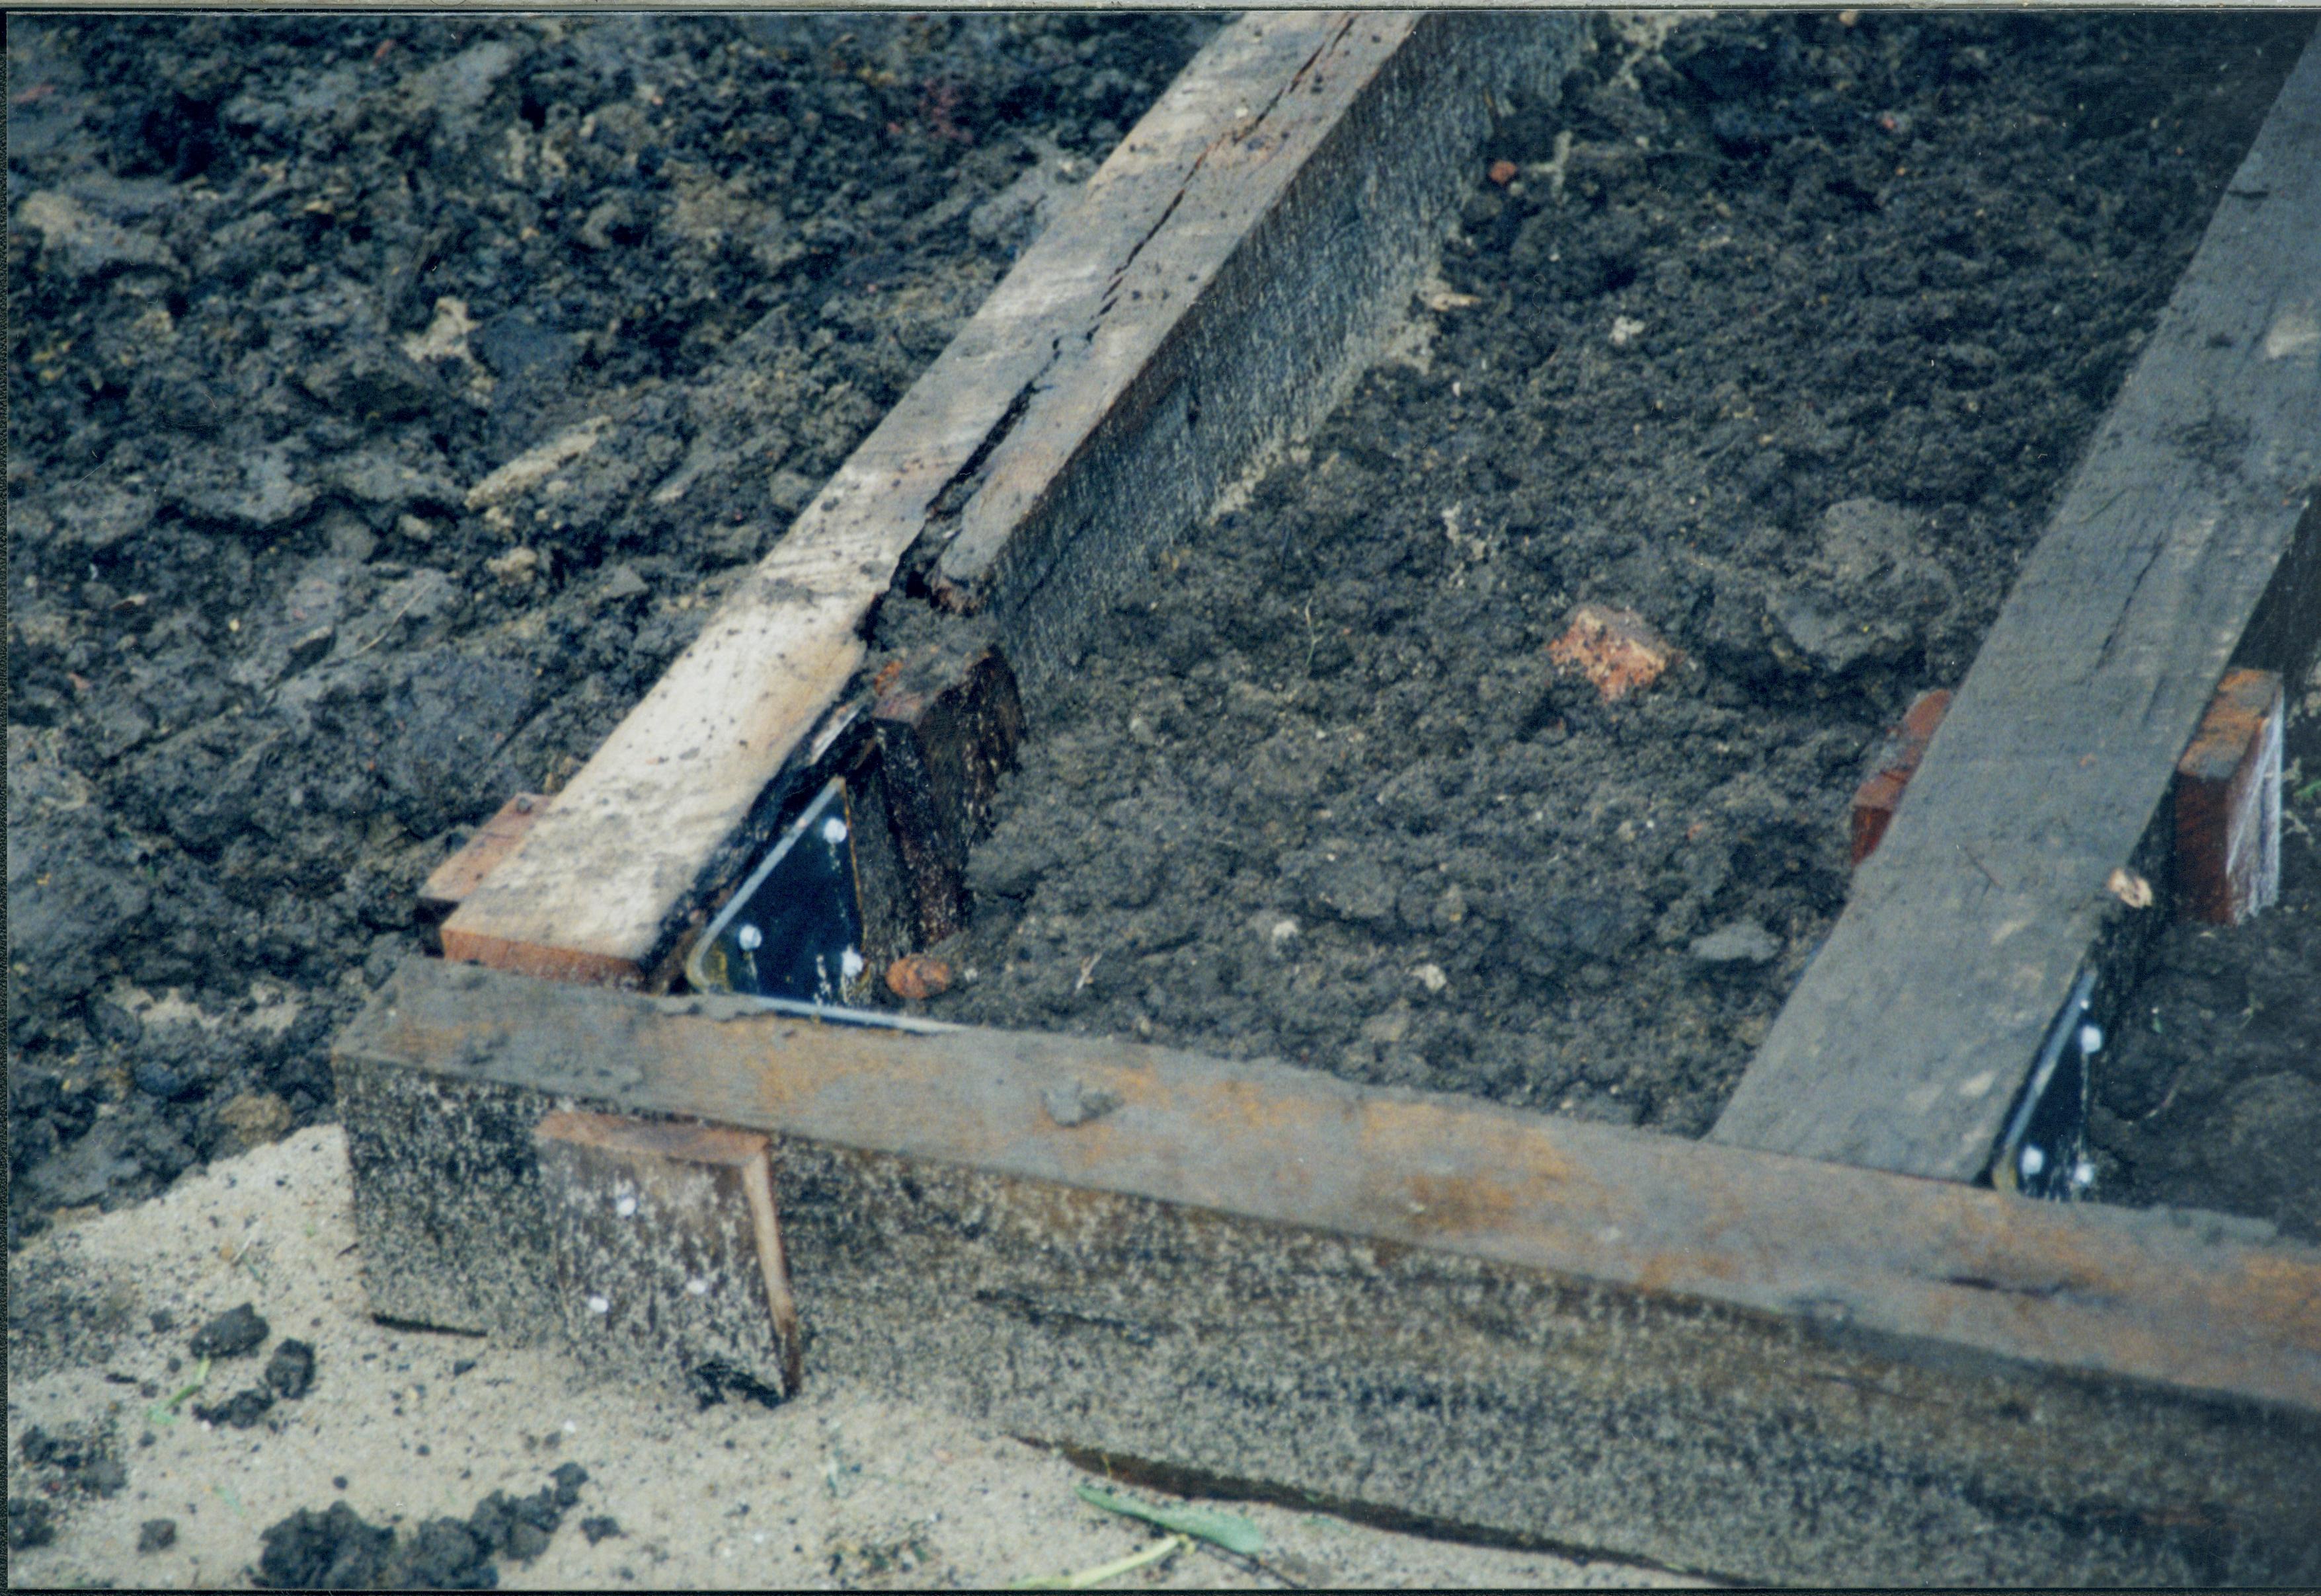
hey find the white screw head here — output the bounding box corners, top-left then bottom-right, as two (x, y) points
(2018, 1145), (2047, 1180)
(2076, 1022), (2104, 1055)
(586, 1294), (610, 1314)
(736, 924), (764, 951)
(614, 1195), (638, 1219)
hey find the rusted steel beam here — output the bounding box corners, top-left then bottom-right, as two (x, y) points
(336, 958), (2321, 1587)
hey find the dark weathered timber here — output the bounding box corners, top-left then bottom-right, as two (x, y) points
(436, 12), (1581, 987)
(871, 648), (1025, 946)
(927, 15), (1578, 685)
(338, 958), (2321, 1587)
(1714, 38), (2321, 1182)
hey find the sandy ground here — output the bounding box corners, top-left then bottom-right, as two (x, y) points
(5, 1125), (1708, 1591)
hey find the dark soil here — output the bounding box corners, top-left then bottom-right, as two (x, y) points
(2086, 660), (2321, 1244)
(253, 1463), (591, 1589)
(916, 12), (2313, 1140)
(7, 13), (1218, 1236)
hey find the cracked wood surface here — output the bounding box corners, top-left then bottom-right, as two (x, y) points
(1714, 35), (2321, 1182)
(439, 11), (1578, 985)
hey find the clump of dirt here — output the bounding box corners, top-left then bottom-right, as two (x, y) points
(2087, 660), (2321, 1242)
(920, 11), (2312, 1135)
(7, 13), (1218, 1233)
(253, 1463), (592, 1589)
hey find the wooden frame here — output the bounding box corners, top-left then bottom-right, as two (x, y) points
(339, 17), (2321, 1584)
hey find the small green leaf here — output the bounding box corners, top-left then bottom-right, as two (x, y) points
(146, 1357), (212, 1425)
(1076, 1484), (1265, 1556)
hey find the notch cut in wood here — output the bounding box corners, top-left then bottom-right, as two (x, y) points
(2176, 666), (2285, 926)
(532, 1110), (801, 1402)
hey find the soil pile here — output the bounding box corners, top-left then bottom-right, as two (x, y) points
(920, 11), (2311, 1135)
(7, 13), (1216, 1235)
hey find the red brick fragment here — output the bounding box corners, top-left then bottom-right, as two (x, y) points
(1849, 689), (1951, 866)
(1546, 605), (1678, 703)
(2174, 667), (2283, 926)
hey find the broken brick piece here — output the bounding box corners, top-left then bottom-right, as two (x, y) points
(2174, 667), (2283, 927)
(420, 793), (552, 917)
(1546, 605), (1678, 703)
(1850, 689), (1953, 866)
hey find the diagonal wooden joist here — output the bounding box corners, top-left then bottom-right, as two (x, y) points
(438, 11), (1581, 986)
(1713, 35), (2321, 1182)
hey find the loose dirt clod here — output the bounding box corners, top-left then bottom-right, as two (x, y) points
(187, 1303), (268, 1361)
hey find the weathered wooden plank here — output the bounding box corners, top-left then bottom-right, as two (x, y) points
(1713, 38), (2321, 1182)
(336, 958), (2321, 1586)
(926, 14), (1573, 683)
(533, 1110), (801, 1402)
(437, 12), (1582, 987)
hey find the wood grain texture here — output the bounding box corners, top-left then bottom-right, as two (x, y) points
(533, 1110), (801, 1399)
(339, 956), (2321, 1585)
(438, 12), (1580, 985)
(1713, 38), (2321, 1181)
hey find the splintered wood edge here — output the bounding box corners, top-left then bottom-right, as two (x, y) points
(436, 12), (1448, 979)
(354, 958), (2321, 1420)
(1714, 37), (2321, 1180)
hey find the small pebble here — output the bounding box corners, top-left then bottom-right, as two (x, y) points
(138, 1518), (177, 1554)
(1689, 921), (1781, 966)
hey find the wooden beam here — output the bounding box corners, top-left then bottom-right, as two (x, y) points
(1712, 39), (2321, 1182)
(337, 958), (2321, 1586)
(436, 12), (1582, 987)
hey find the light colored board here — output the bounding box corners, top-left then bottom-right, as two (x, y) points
(439, 11), (1581, 985)
(1713, 37), (2321, 1181)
